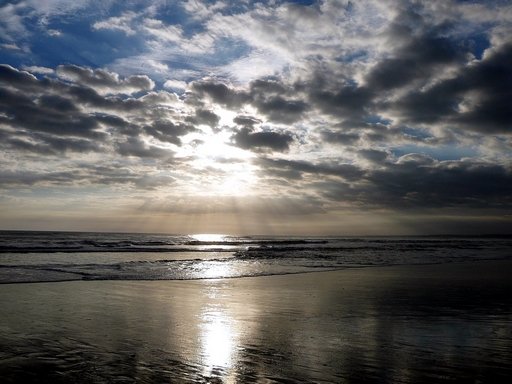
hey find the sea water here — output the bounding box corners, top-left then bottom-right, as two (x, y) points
(1, 231), (511, 283)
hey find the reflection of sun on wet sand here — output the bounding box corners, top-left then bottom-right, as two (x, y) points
(1, 260), (512, 383)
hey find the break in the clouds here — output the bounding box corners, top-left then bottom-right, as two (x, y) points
(0, 0), (511, 235)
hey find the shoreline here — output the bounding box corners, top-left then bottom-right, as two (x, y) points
(1, 257), (511, 286)
(1, 258), (511, 382)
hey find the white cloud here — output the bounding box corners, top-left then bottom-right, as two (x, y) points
(220, 50), (289, 83)
(142, 18), (184, 43)
(0, 3), (28, 40)
(47, 28), (61, 36)
(183, 0), (228, 20)
(92, 11), (137, 35)
(22, 65), (55, 75)
(1, 43), (22, 51)
(164, 79), (188, 91)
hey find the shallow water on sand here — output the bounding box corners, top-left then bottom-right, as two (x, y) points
(1, 261), (511, 383)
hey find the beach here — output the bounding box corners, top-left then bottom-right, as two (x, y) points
(1, 260), (511, 383)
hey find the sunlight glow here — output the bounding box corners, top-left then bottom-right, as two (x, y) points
(200, 262), (233, 279)
(191, 233), (226, 242)
(201, 310), (236, 370)
(175, 124), (258, 196)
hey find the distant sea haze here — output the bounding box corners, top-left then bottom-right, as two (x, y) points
(1, 231), (511, 284)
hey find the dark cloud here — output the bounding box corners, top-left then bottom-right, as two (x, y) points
(252, 95), (308, 124)
(257, 157), (365, 181)
(250, 79), (287, 95)
(365, 35), (465, 91)
(186, 108), (220, 128)
(392, 42), (512, 133)
(191, 80), (249, 108)
(56, 64), (154, 95)
(321, 130), (360, 145)
(360, 159), (512, 209)
(309, 84), (372, 122)
(0, 125), (100, 155)
(192, 78), (308, 124)
(0, 164), (174, 190)
(0, 64), (192, 158)
(365, 9), (468, 92)
(258, 155), (512, 210)
(0, 64), (38, 89)
(233, 115), (262, 127)
(358, 149), (389, 164)
(232, 128), (294, 152)
(144, 121), (196, 146)
(0, 170), (79, 186)
(115, 137), (172, 159)
(0, 86), (104, 138)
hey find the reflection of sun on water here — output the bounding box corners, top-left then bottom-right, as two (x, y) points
(201, 310), (237, 377)
(191, 233), (227, 242)
(201, 262), (232, 279)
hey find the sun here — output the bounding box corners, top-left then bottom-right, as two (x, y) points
(177, 121), (258, 196)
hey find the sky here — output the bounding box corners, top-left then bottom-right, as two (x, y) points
(0, 0), (511, 235)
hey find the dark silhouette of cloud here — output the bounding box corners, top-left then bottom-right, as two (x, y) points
(232, 128), (294, 152)
(186, 109), (220, 128)
(56, 64), (154, 95)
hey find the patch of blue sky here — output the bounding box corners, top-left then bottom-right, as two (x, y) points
(466, 32), (490, 60)
(0, 49), (25, 70)
(365, 115), (392, 126)
(32, 22), (147, 69)
(392, 144), (478, 161)
(335, 50), (368, 63)
(283, 0), (317, 5)
(156, 5), (204, 36)
(28, 25), (118, 70)
(401, 127), (434, 140)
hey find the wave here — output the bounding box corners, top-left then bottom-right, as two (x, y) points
(1, 232), (511, 284)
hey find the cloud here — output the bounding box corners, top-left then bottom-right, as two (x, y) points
(164, 79), (188, 92)
(391, 42), (512, 133)
(56, 65), (154, 95)
(0, 85), (103, 139)
(1, 43), (22, 51)
(0, 64), (192, 160)
(115, 137), (173, 159)
(47, 29), (61, 37)
(233, 115), (262, 127)
(0, 164), (175, 190)
(186, 108), (220, 128)
(144, 121), (196, 146)
(257, 157), (365, 182)
(1, 0), (512, 232)
(22, 65), (54, 75)
(232, 127), (294, 152)
(255, 154), (512, 210)
(92, 11), (138, 36)
(192, 80), (249, 108)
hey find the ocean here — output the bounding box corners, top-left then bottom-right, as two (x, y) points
(1, 231), (512, 383)
(1, 231), (511, 284)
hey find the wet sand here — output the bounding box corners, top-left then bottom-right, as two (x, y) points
(1, 260), (512, 383)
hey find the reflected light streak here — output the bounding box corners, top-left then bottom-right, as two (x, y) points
(191, 233), (227, 242)
(200, 309), (238, 381)
(198, 261), (233, 279)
